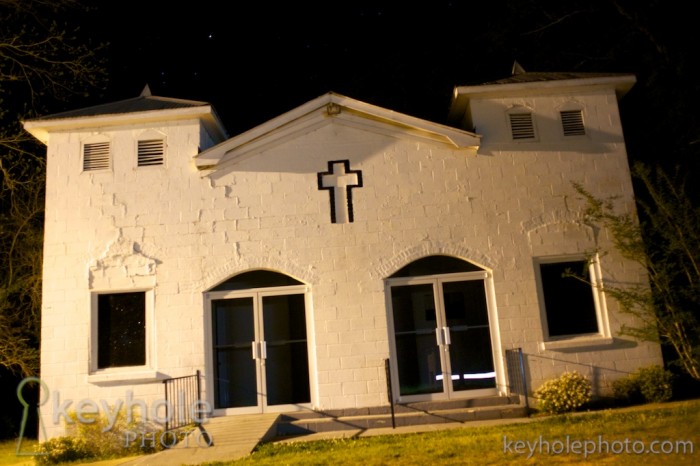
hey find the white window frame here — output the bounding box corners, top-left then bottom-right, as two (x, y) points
(88, 289), (157, 384)
(535, 254), (612, 351)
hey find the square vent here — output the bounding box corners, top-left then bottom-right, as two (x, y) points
(137, 139), (165, 166)
(509, 113), (536, 140)
(83, 142), (110, 171)
(561, 110), (586, 136)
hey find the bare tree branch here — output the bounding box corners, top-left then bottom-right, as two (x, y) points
(0, 0), (106, 377)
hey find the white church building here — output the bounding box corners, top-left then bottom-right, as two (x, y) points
(24, 67), (663, 439)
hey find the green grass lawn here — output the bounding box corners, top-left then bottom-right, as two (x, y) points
(0, 439), (36, 466)
(4, 400), (699, 465)
(0, 439), (139, 466)
(221, 400), (700, 465)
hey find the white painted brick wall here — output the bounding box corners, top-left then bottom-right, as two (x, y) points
(36, 90), (663, 438)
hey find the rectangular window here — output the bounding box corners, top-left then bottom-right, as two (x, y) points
(83, 142), (110, 171)
(539, 260), (599, 337)
(561, 110), (586, 136)
(509, 113), (536, 140)
(97, 292), (146, 368)
(137, 139), (165, 166)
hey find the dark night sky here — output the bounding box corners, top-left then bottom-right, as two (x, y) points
(51, 0), (697, 171)
(77, 1), (518, 134)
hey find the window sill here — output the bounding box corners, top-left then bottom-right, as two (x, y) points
(88, 369), (164, 386)
(540, 335), (614, 352)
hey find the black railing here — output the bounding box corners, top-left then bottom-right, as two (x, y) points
(163, 370), (203, 432)
(505, 348), (529, 407)
(384, 359), (396, 428)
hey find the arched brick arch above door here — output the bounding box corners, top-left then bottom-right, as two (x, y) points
(371, 241), (498, 280)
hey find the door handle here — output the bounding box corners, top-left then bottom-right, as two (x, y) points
(251, 342), (267, 359)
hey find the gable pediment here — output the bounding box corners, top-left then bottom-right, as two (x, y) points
(195, 92), (481, 171)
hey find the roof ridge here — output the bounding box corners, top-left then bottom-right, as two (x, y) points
(482, 70), (633, 86)
(29, 94), (212, 121)
(140, 94), (210, 106)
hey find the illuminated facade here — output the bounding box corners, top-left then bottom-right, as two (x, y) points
(24, 69), (663, 438)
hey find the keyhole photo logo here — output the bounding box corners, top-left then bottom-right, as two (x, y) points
(16, 376), (49, 456)
(14, 377), (212, 456)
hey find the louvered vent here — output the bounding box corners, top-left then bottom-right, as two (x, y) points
(561, 110), (586, 136)
(509, 113), (535, 140)
(137, 139), (165, 166)
(83, 142), (110, 171)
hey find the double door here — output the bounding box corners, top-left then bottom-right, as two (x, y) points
(388, 272), (497, 401)
(211, 287), (310, 413)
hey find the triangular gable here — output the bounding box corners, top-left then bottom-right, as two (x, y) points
(195, 92), (481, 171)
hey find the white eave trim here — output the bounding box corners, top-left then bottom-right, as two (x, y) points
(22, 105), (227, 145)
(195, 93), (481, 171)
(448, 75), (636, 124)
(453, 75), (636, 99)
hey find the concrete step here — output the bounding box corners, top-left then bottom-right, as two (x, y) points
(275, 395), (528, 437)
(119, 413), (280, 466)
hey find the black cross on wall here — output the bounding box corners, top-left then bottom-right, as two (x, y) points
(317, 160), (363, 224)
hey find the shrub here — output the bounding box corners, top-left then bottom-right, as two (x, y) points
(68, 408), (163, 457)
(535, 371), (592, 414)
(613, 365), (673, 405)
(34, 408), (164, 464)
(637, 365), (674, 403)
(612, 374), (644, 405)
(34, 436), (95, 465)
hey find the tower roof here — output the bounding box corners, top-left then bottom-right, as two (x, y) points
(23, 92), (228, 145)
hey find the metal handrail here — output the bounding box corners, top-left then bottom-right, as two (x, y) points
(163, 370), (202, 432)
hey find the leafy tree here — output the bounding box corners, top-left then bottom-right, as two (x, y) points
(0, 0), (106, 377)
(575, 163), (700, 381)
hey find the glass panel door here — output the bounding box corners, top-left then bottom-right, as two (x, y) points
(441, 280), (496, 393)
(388, 270), (497, 401)
(212, 297), (258, 409)
(211, 286), (311, 413)
(391, 283), (444, 396)
(262, 294), (311, 406)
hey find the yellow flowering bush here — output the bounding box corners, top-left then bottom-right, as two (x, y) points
(34, 436), (94, 465)
(33, 408), (164, 464)
(535, 371), (592, 414)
